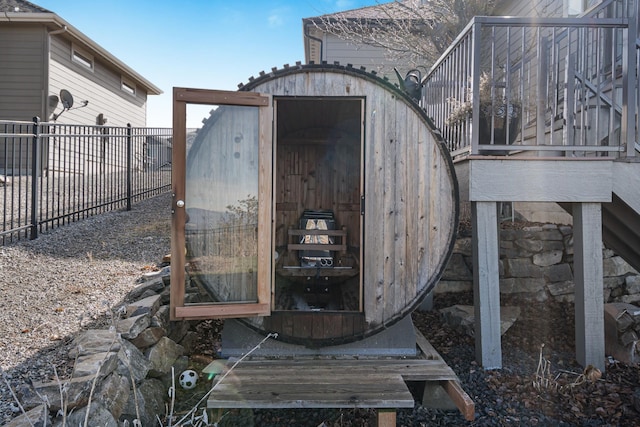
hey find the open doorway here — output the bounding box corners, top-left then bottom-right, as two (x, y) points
(273, 97), (363, 312)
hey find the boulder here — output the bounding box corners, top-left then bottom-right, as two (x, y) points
(69, 329), (122, 358)
(4, 404), (49, 427)
(65, 402), (118, 427)
(73, 351), (119, 380)
(604, 303), (640, 364)
(121, 378), (167, 427)
(127, 294), (162, 318)
(533, 250), (563, 267)
(117, 339), (151, 383)
(97, 372), (130, 419)
(145, 337), (185, 377)
(129, 326), (166, 349)
(128, 276), (165, 300)
(439, 304), (521, 337)
(117, 313), (151, 340)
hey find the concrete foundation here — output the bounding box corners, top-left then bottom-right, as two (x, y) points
(220, 315), (418, 358)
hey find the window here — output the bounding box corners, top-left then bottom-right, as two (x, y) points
(71, 45), (94, 70)
(565, 0), (605, 16)
(121, 78), (137, 96)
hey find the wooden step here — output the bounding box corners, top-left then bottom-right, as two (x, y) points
(204, 331), (475, 424)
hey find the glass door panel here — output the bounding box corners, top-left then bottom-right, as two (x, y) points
(171, 88), (272, 319)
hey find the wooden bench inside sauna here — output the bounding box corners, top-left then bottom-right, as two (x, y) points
(171, 63), (471, 423)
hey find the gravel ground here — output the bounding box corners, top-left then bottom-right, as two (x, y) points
(2, 196), (640, 426)
(0, 192), (172, 424)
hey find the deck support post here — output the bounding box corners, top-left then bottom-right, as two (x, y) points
(377, 409), (396, 427)
(472, 201), (502, 369)
(573, 202), (605, 371)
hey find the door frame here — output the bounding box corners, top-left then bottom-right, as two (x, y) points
(170, 87), (273, 320)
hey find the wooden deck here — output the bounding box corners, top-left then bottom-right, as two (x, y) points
(205, 331), (475, 425)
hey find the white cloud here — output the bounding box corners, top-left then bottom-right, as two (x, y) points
(268, 7), (288, 28)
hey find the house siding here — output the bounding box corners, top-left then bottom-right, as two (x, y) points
(323, 34), (399, 80)
(495, 0), (580, 17)
(0, 25), (46, 120)
(49, 35), (147, 127)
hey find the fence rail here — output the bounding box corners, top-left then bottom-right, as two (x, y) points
(422, 2), (638, 160)
(1, 118), (172, 245)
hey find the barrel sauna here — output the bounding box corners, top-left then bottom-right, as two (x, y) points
(173, 63), (459, 347)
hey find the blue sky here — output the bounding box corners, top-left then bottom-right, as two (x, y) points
(35, 0), (383, 127)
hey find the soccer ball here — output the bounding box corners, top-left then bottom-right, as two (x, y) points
(179, 369), (198, 390)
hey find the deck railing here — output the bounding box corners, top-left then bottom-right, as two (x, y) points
(1, 119), (172, 245)
(422, 5), (638, 160)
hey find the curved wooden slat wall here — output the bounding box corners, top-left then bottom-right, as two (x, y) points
(239, 64), (458, 346)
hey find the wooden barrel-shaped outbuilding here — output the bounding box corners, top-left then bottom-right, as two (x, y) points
(181, 63), (458, 347)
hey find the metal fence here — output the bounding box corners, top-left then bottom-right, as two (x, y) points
(422, 0), (639, 159)
(1, 118), (172, 245)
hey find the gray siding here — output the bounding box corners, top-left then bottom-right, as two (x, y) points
(323, 34), (399, 80)
(495, 0), (571, 17)
(0, 25), (46, 120)
(49, 36), (148, 127)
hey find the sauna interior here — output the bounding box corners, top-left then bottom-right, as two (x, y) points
(273, 96), (363, 313)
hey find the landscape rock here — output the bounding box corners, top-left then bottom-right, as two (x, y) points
(513, 238), (544, 254)
(145, 337), (185, 377)
(504, 258), (543, 278)
(626, 275), (640, 295)
(434, 280), (472, 294)
(547, 280), (575, 297)
(542, 263), (573, 282)
(117, 313), (151, 340)
(439, 304), (521, 337)
(73, 351), (119, 380)
(604, 303), (640, 364)
(68, 329), (121, 358)
(29, 375), (93, 411)
(117, 339), (151, 383)
(151, 304), (171, 329)
(129, 326), (165, 349)
(97, 372), (130, 419)
(128, 276), (165, 300)
(533, 249), (563, 267)
(64, 401), (118, 427)
(127, 294), (162, 317)
(441, 253), (472, 281)
(121, 378), (166, 427)
(4, 404), (49, 427)
(167, 319), (190, 343)
(604, 256), (638, 277)
(499, 277), (546, 294)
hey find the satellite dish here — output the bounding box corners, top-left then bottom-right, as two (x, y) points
(48, 95), (59, 110)
(60, 89), (74, 109)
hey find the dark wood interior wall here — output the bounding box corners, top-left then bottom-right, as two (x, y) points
(275, 137), (361, 249)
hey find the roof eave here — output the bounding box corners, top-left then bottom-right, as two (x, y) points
(0, 12), (163, 95)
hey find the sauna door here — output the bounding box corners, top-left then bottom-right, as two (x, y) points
(273, 97), (364, 313)
(170, 88), (273, 320)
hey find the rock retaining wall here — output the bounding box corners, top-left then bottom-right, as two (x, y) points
(436, 223), (640, 304)
(8, 267), (198, 427)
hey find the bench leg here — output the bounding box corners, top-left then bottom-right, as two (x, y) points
(377, 408), (396, 427)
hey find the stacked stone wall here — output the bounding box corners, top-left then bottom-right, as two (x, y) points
(436, 223), (640, 304)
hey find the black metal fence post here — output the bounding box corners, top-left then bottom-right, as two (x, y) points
(126, 123), (132, 211)
(30, 117), (40, 240)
